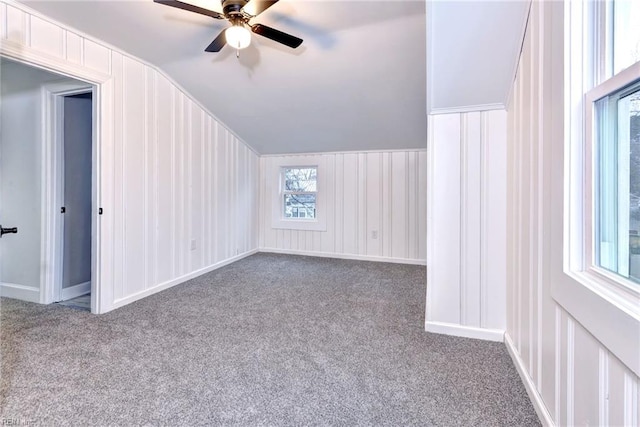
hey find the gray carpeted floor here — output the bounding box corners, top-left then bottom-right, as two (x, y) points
(0, 253), (539, 426)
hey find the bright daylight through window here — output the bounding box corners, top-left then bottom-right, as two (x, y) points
(593, 0), (640, 285)
(282, 167), (317, 220)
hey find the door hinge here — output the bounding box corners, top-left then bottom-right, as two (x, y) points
(99, 208), (103, 215)
(60, 207), (66, 213)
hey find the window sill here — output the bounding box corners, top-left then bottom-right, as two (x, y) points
(553, 269), (640, 377)
(271, 218), (327, 232)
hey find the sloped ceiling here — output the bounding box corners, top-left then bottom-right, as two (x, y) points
(18, 0), (529, 154)
(427, 0), (530, 113)
(21, 0), (428, 154)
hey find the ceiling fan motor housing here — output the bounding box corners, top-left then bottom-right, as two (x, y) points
(222, 0), (249, 18)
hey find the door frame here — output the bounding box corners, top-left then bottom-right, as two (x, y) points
(1, 38), (112, 313)
(41, 84), (94, 304)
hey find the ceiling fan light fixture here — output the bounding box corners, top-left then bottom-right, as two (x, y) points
(225, 24), (251, 50)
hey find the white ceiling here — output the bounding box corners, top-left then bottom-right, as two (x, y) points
(21, 0), (428, 154)
(427, 0), (530, 113)
(18, 0), (529, 154)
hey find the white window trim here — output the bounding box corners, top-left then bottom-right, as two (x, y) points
(559, 0), (640, 377)
(269, 157), (327, 232)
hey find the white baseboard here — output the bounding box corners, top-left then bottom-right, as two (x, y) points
(258, 247), (427, 266)
(0, 282), (40, 303)
(504, 332), (555, 427)
(110, 249), (259, 311)
(61, 281), (91, 301)
(425, 320), (505, 342)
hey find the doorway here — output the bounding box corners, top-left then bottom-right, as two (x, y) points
(0, 58), (96, 312)
(55, 92), (93, 310)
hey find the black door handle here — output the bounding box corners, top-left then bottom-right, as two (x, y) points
(0, 225), (18, 238)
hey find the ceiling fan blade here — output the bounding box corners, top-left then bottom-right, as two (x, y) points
(154, 0), (225, 19)
(242, 0), (279, 16)
(251, 24), (303, 49)
(205, 30), (227, 52)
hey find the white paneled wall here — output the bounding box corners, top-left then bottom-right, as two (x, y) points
(0, 1), (259, 313)
(259, 151), (427, 264)
(506, 1), (640, 425)
(426, 110), (507, 340)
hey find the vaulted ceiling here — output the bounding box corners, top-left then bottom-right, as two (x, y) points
(19, 0), (529, 155)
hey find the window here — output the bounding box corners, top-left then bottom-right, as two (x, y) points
(586, 0), (640, 292)
(560, 0), (640, 375)
(594, 82), (640, 284)
(282, 167), (317, 220)
(269, 157), (327, 232)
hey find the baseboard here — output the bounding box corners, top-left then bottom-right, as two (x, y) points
(258, 247), (427, 266)
(61, 281), (91, 301)
(425, 321), (505, 342)
(110, 249), (259, 311)
(504, 332), (555, 427)
(0, 282), (40, 303)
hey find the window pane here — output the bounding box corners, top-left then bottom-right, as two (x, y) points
(595, 85), (640, 284)
(626, 89), (640, 280)
(614, 0), (640, 74)
(284, 194), (316, 219)
(284, 167), (317, 192)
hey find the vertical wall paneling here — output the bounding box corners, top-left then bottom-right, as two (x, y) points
(426, 110), (507, 338)
(83, 39), (110, 75)
(418, 151), (427, 260)
(29, 16), (63, 58)
(123, 57), (146, 297)
(65, 31), (82, 65)
(428, 114), (462, 326)
(0, 4), (7, 40)
(504, 1), (640, 425)
(461, 112), (481, 327)
(151, 70), (159, 288)
(6, 5), (26, 45)
(1, 0), (259, 312)
(112, 51), (125, 301)
(259, 150), (427, 265)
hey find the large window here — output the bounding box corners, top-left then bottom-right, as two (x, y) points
(560, 0), (640, 380)
(588, 0), (640, 290)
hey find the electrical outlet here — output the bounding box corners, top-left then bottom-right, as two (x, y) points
(371, 230), (378, 239)
(191, 239), (197, 250)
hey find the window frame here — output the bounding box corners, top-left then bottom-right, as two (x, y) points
(585, 64), (640, 299)
(281, 166), (318, 221)
(560, 0), (640, 377)
(269, 157), (327, 232)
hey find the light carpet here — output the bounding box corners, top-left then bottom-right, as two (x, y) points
(0, 253), (539, 426)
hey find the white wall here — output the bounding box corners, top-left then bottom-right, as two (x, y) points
(426, 110), (507, 340)
(0, 1), (259, 313)
(259, 150), (427, 264)
(506, 1), (640, 425)
(0, 62), (74, 301)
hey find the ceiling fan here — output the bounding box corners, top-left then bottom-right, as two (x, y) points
(154, 0), (303, 52)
